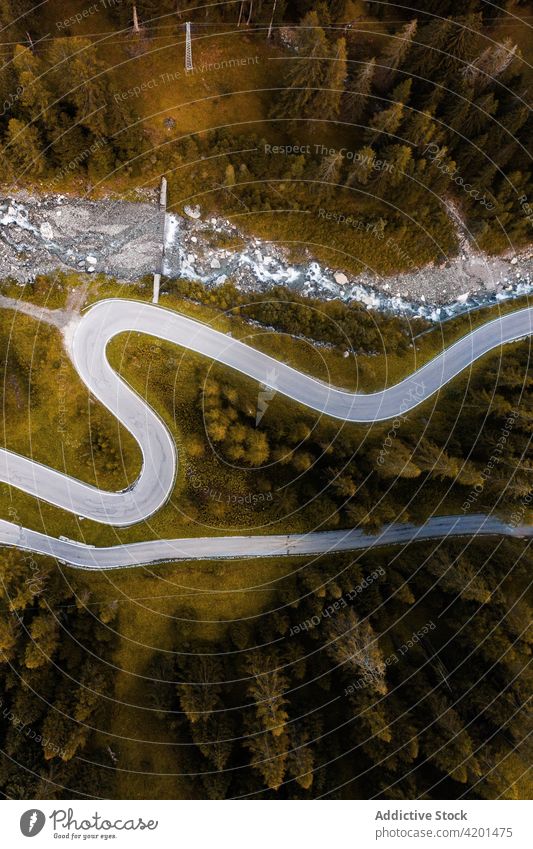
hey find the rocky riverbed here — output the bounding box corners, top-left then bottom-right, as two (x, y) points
(1, 190), (532, 322)
(0, 190), (163, 282)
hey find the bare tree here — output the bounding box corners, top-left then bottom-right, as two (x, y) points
(325, 608), (387, 693)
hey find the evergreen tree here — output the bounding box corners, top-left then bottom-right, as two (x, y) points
(269, 12), (328, 120)
(177, 652), (223, 725)
(5, 118), (45, 175)
(345, 145), (376, 186)
(316, 150), (344, 193)
(343, 57), (376, 124)
(44, 38), (109, 137)
(377, 19), (418, 89)
(317, 37), (347, 121)
(463, 37), (519, 92)
(366, 79), (412, 144)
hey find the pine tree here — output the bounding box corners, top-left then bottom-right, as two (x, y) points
(245, 429), (269, 465)
(443, 84), (475, 137)
(464, 91), (499, 136)
(426, 550), (491, 603)
(366, 79), (411, 144)
(463, 37), (519, 92)
(415, 439), (460, 480)
(177, 654), (223, 724)
(438, 13), (482, 76)
(379, 144), (413, 189)
(374, 438), (421, 479)
(247, 652), (289, 735)
(245, 727), (289, 791)
(406, 17), (455, 79)
(5, 118), (45, 175)
(317, 37), (347, 120)
(406, 15), (481, 81)
(11, 45), (52, 124)
(24, 614), (59, 669)
(377, 19), (418, 89)
(44, 38), (109, 137)
(287, 724), (316, 790)
(197, 714), (234, 771)
(269, 12), (328, 120)
(343, 57), (376, 123)
(402, 108), (438, 147)
(316, 150), (344, 193)
(0, 59), (17, 133)
(421, 692), (480, 785)
(345, 145), (376, 186)
(244, 651), (290, 791)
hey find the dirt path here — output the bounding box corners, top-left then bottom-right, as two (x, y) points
(0, 293), (68, 328)
(65, 279), (91, 314)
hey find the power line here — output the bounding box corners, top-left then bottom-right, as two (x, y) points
(0, 13), (531, 46)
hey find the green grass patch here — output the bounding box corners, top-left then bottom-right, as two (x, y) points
(0, 271), (87, 309)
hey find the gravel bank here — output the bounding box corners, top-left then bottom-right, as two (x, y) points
(0, 190), (163, 283)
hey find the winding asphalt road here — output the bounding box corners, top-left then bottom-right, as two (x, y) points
(0, 513), (529, 570)
(0, 298), (532, 568)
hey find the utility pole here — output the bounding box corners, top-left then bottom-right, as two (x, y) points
(185, 21), (193, 71)
(268, 0), (277, 39)
(153, 177), (168, 304)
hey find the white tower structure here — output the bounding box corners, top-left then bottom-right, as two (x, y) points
(185, 22), (193, 71)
